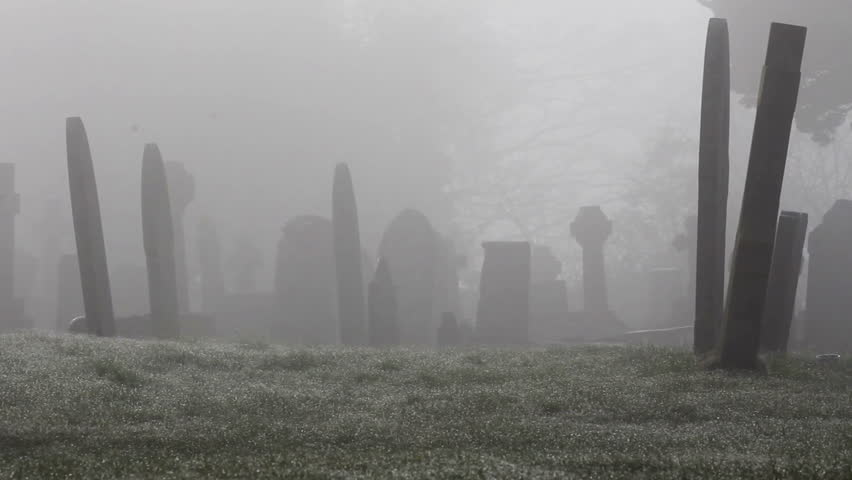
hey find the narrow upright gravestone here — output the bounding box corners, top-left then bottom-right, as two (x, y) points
(332, 163), (366, 346)
(378, 210), (438, 345)
(696, 17), (731, 355)
(275, 216), (338, 344)
(718, 23), (806, 370)
(66, 117), (116, 337)
(367, 257), (399, 347)
(805, 200), (852, 353)
(165, 161), (195, 314)
(56, 254), (83, 331)
(141, 144), (181, 339)
(475, 241), (531, 345)
(529, 245), (571, 342)
(761, 211), (808, 353)
(0, 164), (27, 331)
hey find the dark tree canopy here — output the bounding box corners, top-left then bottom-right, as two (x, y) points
(697, 0), (852, 144)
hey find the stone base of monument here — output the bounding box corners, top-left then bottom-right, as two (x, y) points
(0, 298), (32, 333)
(558, 310), (626, 344)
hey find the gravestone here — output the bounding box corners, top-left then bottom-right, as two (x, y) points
(378, 209), (438, 345)
(0, 164), (27, 332)
(275, 215), (338, 344)
(529, 245), (571, 343)
(719, 23), (806, 370)
(437, 312), (461, 347)
(805, 200), (852, 353)
(197, 217), (226, 315)
(66, 117), (116, 336)
(367, 257), (399, 347)
(56, 254), (83, 332)
(166, 161), (195, 314)
(475, 241), (531, 345)
(434, 236), (463, 322)
(761, 211), (808, 353)
(696, 18), (731, 355)
(332, 163), (366, 345)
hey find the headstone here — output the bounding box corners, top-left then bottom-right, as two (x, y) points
(571, 206), (612, 313)
(719, 23), (806, 370)
(378, 209), (438, 345)
(66, 117), (116, 336)
(275, 215), (337, 344)
(475, 241), (531, 345)
(805, 200), (852, 353)
(367, 257), (399, 347)
(437, 312), (461, 347)
(197, 217), (226, 315)
(529, 245), (571, 343)
(761, 211), (808, 353)
(434, 236), (463, 321)
(696, 18), (731, 355)
(166, 161), (195, 314)
(332, 163), (366, 345)
(56, 254), (83, 332)
(141, 143), (180, 339)
(0, 164), (27, 332)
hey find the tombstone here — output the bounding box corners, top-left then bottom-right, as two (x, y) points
(437, 312), (461, 348)
(644, 267), (684, 329)
(111, 264), (149, 318)
(696, 18), (731, 355)
(141, 143), (180, 339)
(197, 217), (226, 315)
(332, 163), (366, 345)
(378, 209), (438, 345)
(719, 23), (806, 370)
(434, 236), (463, 321)
(0, 164), (28, 332)
(56, 254), (83, 332)
(367, 257), (399, 347)
(805, 200), (852, 353)
(475, 241), (531, 345)
(66, 117), (116, 336)
(274, 215), (338, 344)
(166, 161), (195, 314)
(761, 211), (808, 353)
(529, 245), (571, 343)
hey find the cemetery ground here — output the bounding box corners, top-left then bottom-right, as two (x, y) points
(1, 332), (850, 479)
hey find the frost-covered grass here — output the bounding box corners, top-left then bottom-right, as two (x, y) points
(1, 332), (850, 479)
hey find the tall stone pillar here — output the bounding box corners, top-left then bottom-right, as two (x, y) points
(761, 211), (807, 353)
(571, 206), (612, 313)
(0, 163), (24, 331)
(166, 162), (195, 314)
(475, 241), (531, 345)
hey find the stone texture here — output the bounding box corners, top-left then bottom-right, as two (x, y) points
(761, 211), (808, 353)
(475, 241), (531, 345)
(332, 163), (366, 345)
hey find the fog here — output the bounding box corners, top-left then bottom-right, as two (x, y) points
(1, 0), (739, 327)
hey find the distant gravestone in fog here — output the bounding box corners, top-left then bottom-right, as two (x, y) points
(56, 254), (83, 332)
(367, 257), (399, 347)
(475, 241), (531, 345)
(275, 215), (338, 344)
(165, 161), (195, 314)
(806, 200), (852, 353)
(529, 245), (570, 343)
(761, 211), (807, 353)
(378, 209), (438, 345)
(434, 236), (463, 322)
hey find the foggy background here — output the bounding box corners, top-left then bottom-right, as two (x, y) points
(3, 0), (847, 329)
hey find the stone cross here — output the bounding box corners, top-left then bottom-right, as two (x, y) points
(570, 206), (612, 313)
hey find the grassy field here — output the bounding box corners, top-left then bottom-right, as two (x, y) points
(0, 332), (850, 479)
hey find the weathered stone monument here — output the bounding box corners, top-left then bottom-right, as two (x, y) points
(529, 245), (571, 343)
(718, 23), (806, 370)
(761, 211), (808, 353)
(367, 257), (399, 347)
(378, 209), (438, 345)
(332, 163), (366, 345)
(197, 217), (226, 315)
(475, 241), (531, 345)
(275, 215), (337, 344)
(56, 254), (83, 332)
(696, 18), (731, 355)
(0, 164), (27, 332)
(166, 161), (195, 314)
(437, 312), (461, 348)
(805, 200), (852, 353)
(66, 117), (115, 337)
(141, 143), (180, 339)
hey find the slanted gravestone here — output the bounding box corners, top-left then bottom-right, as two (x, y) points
(696, 18), (731, 355)
(475, 241), (531, 345)
(805, 200), (852, 353)
(530, 245), (571, 343)
(760, 211), (807, 353)
(166, 161), (195, 314)
(437, 312), (461, 348)
(719, 23), (806, 370)
(378, 209), (438, 345)
(275, 216), (338, 344)
(56, 254), (83, 332)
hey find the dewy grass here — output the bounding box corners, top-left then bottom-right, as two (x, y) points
(0, 331), (850, 479)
